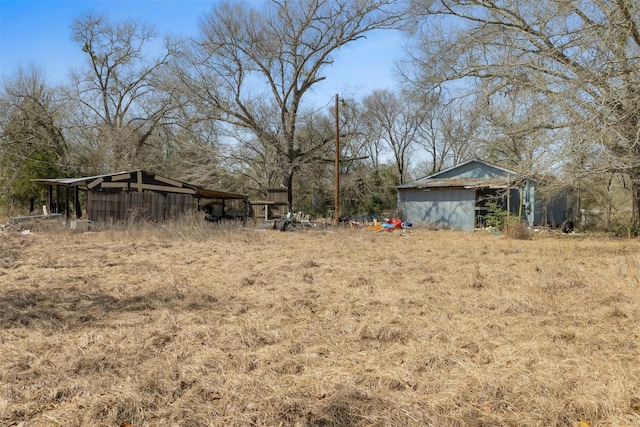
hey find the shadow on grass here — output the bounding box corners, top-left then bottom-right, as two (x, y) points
(0, 287), (219, 330)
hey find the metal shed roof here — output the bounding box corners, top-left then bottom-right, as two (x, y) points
(398, 159), (535, 191)
(33, 170), (248, 200)
(423, 158), (524, 180)
(398, 177), (515, 190)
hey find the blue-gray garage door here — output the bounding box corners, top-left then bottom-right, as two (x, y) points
(399, 188), (476, 231)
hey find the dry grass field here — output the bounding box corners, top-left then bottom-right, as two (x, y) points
(1, 222), (639, 427)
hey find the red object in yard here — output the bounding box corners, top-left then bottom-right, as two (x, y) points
(381, 218), (402, 231)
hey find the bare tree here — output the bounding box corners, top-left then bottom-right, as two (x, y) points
(473, 90), (561, 173)
(0, 65), (70, 212)
(66, 13), (178, 172)
(361, 89), (428, 184)
(177, 0), (405, 209)
(408, 0), (640, 225)
(352, 98), (389, 172)
(407, 90), (480, 176)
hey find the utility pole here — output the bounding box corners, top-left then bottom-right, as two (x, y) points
(334, 93), (340, 226)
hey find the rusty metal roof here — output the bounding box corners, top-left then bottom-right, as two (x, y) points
(399, 177), (516, 190)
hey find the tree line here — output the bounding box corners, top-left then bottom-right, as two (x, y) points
(2, 0), (639, 229)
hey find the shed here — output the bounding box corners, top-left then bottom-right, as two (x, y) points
(34, 170), (248, 224)
(250, 187), (290, 220)
(397, 159), (568, 231)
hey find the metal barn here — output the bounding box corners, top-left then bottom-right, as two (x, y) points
(397, 159), (568, 231)
(35, 170), (248, 224)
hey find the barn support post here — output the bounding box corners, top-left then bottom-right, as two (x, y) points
(55, 186), (60, 214)
(65, 185), (70, 220)
(506, 174), (511, 219)
(518, 186), (523, 220)
(75, 186), (81, 218)
(47, 185), (53, 214)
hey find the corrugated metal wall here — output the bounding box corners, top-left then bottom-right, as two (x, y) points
(88, 192), (193, 222)
(533, 190), (569, 227)
(399, 188), (476, 231)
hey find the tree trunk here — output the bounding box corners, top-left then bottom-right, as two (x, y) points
(283, 171), (294, 213)
(632, 176), (640, 229)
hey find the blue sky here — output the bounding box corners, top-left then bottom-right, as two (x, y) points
(0, 0), (404, 106)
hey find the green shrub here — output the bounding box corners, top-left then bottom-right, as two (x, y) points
(485, 201), (531, 239)
(484, 201), (508, 229)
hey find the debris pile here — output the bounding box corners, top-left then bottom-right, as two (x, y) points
(0, 222), (30, 234)
(368, 218), (413, 232)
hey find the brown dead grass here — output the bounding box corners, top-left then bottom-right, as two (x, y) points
(1, 225), (639, 427)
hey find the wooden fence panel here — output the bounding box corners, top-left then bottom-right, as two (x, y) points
(88, 191), (194, 222)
